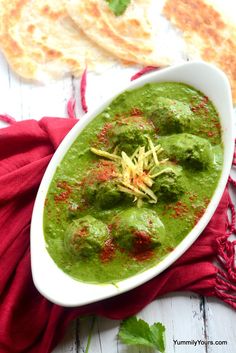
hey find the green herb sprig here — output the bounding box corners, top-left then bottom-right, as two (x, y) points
(118, 316), (166, 352)
(105, 0), (131, 16)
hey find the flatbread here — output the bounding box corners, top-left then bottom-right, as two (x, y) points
(163, 0), (236, 103)
(0, 0), (117, 81)
(67, 0), (169, 66)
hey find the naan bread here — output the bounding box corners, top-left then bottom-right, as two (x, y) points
(163, 0), (236, 103)
(67, 0), (169, 66)
(0, 0), (117, 81)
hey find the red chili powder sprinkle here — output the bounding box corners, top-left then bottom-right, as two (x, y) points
(100, 239), (116, 262)
(57, 181), (72, 191)
(193, 207), (206, 225)
(97, 122), (113, 146)
(80, 68), (88, 113)
(131, 66), (159, 81)
(166, 246), (175, 253)
(133, 249), (154, 262)
(74, 226), (88, 239)
(190, 95), (209, 112)
(130, 107), (143, 116)
(171, 201), (189, 219)
(96, 161), (117, 182)
(108, 224), (113, 233)
(214, 122), (221, 130)
(189, 192), (198, 202)
(0, 114), (16, 125)
(54, 181), (72, 202)
(54, 191), (70, 202)
(133, 230), (152, 253)
(67, 97), (77, 119)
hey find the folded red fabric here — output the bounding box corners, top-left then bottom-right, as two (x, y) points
(0, 117), (235, 353)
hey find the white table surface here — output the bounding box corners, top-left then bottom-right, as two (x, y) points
(0, 51), (235, 353)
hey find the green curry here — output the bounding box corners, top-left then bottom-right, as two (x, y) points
(44, 82), (223, 284)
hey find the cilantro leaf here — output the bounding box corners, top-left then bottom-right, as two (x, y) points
(105, 0), (131, 16)
(118, 316), (165, 352)
(150, 322), (166, 353)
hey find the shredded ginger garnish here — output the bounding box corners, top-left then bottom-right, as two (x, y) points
(90, 137), (171, 207)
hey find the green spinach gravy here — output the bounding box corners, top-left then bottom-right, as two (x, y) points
(44, 82), (223, 284)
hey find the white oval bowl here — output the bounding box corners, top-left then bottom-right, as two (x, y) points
(31, 62), (235, 307)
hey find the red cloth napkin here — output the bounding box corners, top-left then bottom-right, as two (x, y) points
(0, 117), (235, 353)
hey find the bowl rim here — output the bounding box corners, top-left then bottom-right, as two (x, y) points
(30, 61), (235, 306)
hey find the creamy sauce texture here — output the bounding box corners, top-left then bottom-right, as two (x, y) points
(44, 82), (223, 283)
